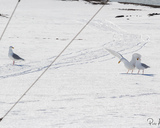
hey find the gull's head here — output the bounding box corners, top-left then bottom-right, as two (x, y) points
(9, 46), (14, 49)
(137, 57), (141, 61)
(132, 53), (141, 59)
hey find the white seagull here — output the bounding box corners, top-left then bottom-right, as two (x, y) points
(8, 46), (25, 65)
(135, 57), (150, 74)
(106, 48), (141, 73)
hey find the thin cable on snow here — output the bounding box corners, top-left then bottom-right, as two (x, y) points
(0, 1), (107, 122)
(0, 0), (21, 42)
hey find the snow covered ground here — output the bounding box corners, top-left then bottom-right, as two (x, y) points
(0, 0), (160, 128)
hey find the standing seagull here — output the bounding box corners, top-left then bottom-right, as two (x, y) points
(8, 46), (25, 65)
(135, 57), (150, 74)
(106, 48), (141, 73)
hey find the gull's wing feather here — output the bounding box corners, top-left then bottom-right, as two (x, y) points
(141, 63), (150, 69)
(13, 53), (25, 61)
(105, 48), (123, 59)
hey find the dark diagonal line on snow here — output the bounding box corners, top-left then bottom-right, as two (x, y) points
(0, 2), (107, 122)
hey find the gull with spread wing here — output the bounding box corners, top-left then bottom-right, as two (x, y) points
(106, 48), (141, 73)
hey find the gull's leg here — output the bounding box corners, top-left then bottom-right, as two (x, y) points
(127, 70), (129, 73)
(142, 70), (144, 74)
(13, 61), (15, 65)
(131, 70), (133, 73)
(138, 70), (140, 74)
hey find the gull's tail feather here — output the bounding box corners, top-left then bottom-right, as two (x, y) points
(141, 63), (150, 69)
(21, 58), (25, 61)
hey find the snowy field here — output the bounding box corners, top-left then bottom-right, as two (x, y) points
(0, 0), (160, 128)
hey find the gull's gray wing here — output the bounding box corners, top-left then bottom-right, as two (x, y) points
(13, 53), (24, 60)
(141, 63), (150, 69)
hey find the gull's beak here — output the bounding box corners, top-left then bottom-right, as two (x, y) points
(118, 61), (121, 64)
(137, 58), (139, 60)
(12, 47), (14, 49)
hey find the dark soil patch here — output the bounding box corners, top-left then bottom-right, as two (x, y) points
(83, 0), (109, 5)
(118, 8), (142, 11)
(0, 14), (8, 18)
(115, 15), (141, 19)
(148, 13), (160, 17)
(119, 2), (160, 8)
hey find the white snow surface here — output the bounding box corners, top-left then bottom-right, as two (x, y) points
(0, 0), (160, 128)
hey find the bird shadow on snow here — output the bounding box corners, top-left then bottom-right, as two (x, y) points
(120, 73), (155, 77)
(14, 64), (26, 67)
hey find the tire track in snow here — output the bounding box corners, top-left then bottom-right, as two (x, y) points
(110, 92), (160, 99)
(0, 20), (148, 79)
